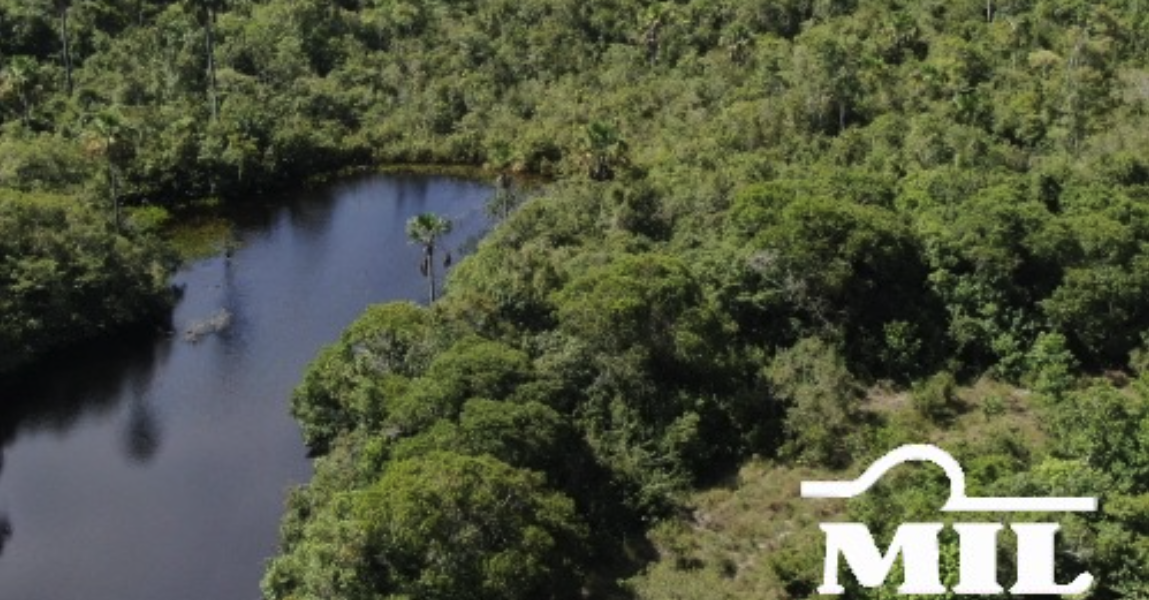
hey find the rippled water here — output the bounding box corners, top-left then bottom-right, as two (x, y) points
(0, 173), (492, 600)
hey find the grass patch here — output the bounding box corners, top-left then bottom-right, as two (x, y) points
(166, 216), (235, 262)
(629, 462), (845, 600)
(630, 380), (1051, 600)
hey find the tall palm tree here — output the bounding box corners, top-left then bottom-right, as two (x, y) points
(83, 110), (132, 232)
(644, 16), (663, 66)
(3, 56), (40, 127)
(183, 0), (224, 120)
(582, 121), (629, 181)
(406, 213), (453, 303)
(485, 172), (520, 222)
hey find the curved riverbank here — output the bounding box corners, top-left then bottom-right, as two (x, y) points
(0, 173), (492, 600)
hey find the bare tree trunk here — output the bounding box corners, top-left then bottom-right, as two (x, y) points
(205, 6), (219, 121)
(645, 20), (662, 67)
(19, 90), (31, 127)
(427, 245), (437, 302)
(986, 0), (993, 23)
(59, 5), (73, 95)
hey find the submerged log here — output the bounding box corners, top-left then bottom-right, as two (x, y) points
(184, 309), (233, 343)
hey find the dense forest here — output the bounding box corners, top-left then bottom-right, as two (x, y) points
(1, 0), (1147, 598)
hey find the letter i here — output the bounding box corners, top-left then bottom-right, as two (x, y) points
(952, 524), (1005, 595)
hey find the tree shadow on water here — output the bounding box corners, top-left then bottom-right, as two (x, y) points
(122, 397), (162, 465)
(0, 512), (11, 558)
(0, 448), (10, 559)
(0, 326), (170, 453)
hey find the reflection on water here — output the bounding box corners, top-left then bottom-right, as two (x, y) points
(0, 331), (168, 445)
(0, 173), (492, 600)
(0, 513), (10, 557)
(0, 449), (7, 558)
(123, 399), (161, 465)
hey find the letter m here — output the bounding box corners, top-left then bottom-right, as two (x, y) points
(819, 523), (946, 595)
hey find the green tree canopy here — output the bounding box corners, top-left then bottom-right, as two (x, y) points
(355, 452), (588, 600)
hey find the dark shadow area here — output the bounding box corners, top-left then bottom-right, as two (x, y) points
(0, 448), (4, 553)
(0, 325), (168, 448)
(0, 512), (11, 558)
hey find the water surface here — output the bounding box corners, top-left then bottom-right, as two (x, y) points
(0, 173), (491, 600)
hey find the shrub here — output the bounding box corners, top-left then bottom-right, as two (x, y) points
(768, 337), (862, 468)
(911, 371), (958, 423)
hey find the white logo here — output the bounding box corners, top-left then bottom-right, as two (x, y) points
(801, 444), (1097, 595)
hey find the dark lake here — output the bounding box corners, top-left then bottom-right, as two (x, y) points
(0, 173), (493, 600)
